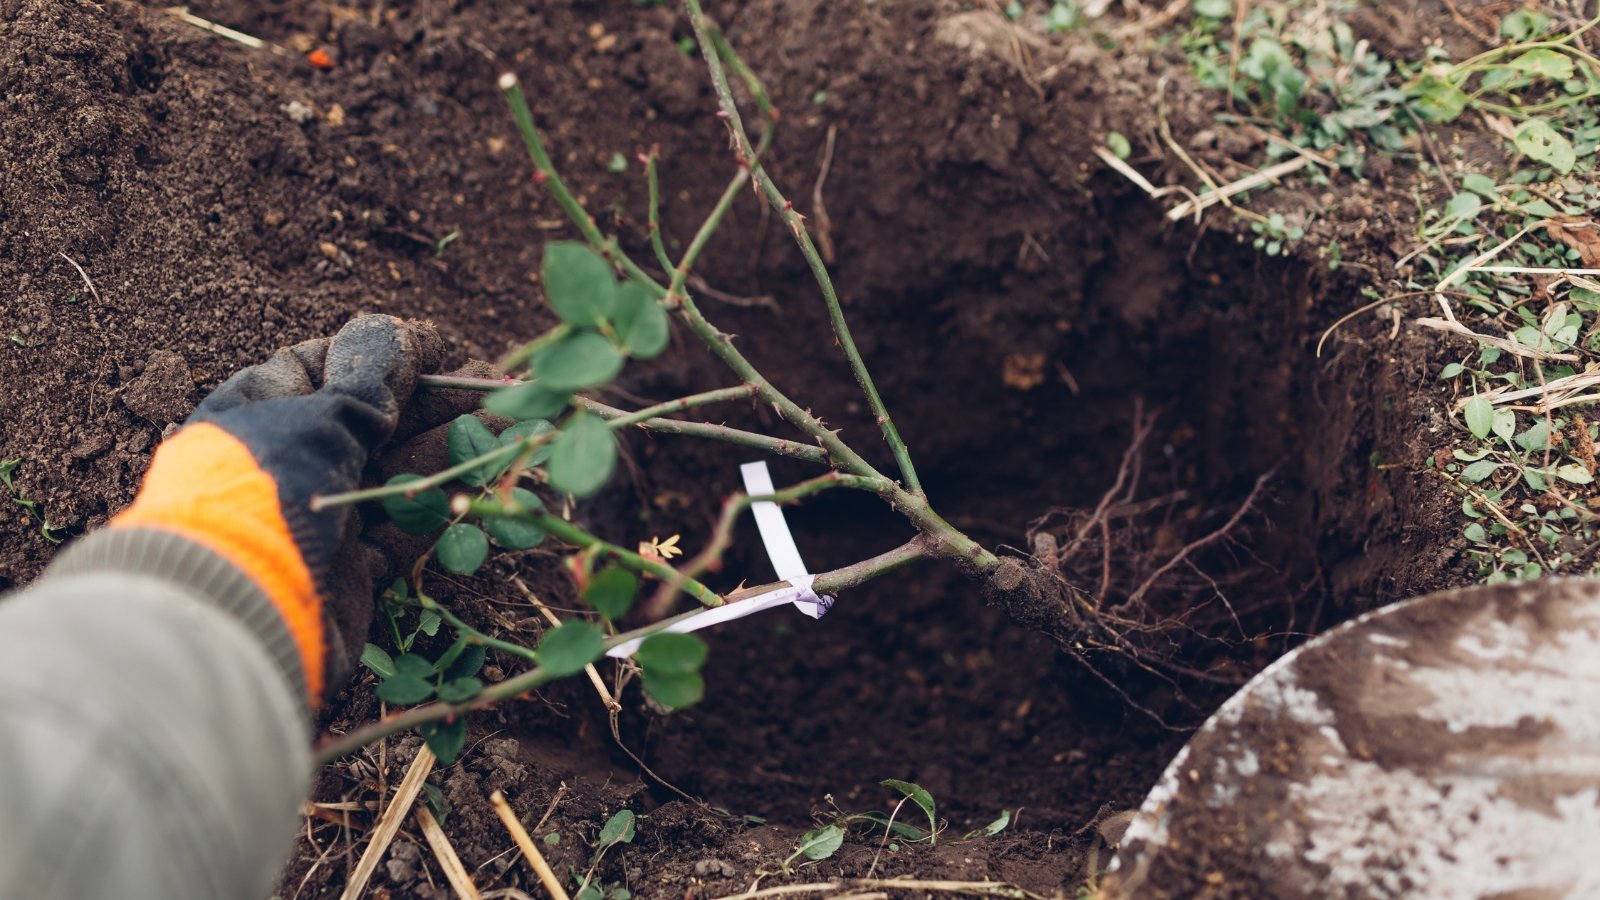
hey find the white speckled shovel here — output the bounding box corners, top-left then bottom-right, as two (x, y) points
(1108, 578), (1600, 899)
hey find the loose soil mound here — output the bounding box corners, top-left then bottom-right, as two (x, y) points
(0, 1), (1473, 896)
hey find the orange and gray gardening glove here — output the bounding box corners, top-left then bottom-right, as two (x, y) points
(0, 314), (489, 900)
(105, 314), (454, 702)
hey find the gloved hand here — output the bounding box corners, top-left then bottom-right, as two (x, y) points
(110, 315), (480, 703)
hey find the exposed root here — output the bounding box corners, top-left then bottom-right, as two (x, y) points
(983, 403), (1293, 717)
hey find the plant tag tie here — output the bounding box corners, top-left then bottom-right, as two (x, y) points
(605, 461), (832, 658)
(738, 460), (832, 619)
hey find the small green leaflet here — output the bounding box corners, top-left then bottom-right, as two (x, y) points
(634, 632), (708, 673)
(382, 474), (451, 535)
(543, 242), (617, 327)
(484, 381), (569, 421)
(788, 825), (844, 865)
(360, 643), (397, 679)
(376, 674), (434, 705)
(881, 780), (938, 846)
(533, 331), (624, 392)
(481, 487), (547, 550)
(393, 653), (436, 678)
(1464, 394), (1494, 440)
(436, 677), (484, 703)
(535, 621), (604, 676)
(548, 411), (617, 497)
(499, 419), (555, 466)
(1555, 463), (1594, 485)
(1461, 459), (1499, 483)
(421, 718), (467, 765)
(1105, 131), (1131, 160)
(447, 415), (503, 487)
(1514, 119), (1576, 174)
(1508, 48), (1574, 82)
(1192, 0), (1230, 18)
(612, 282), (670, 358)
(435, 523), (489, 575)
(584, 568), (638, 619)
(596, 810), (636, 851)
(963, 810), (1012, 840)
(642, 669), (704, 709)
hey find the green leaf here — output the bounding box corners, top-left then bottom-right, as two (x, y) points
(535, 621), (605, 676)
(1461, 173), (1498, 198)
(1461, 459), (1499, 483)
(435, 523), (490, 575)
(881, 780), (939, 845)
(1555, 463), (1594, 485)
(791, 825), (844, 863)
(963, 810), (1012, 840)
(436, 677), (484, 703)
(533, 332), (625, 392)
(447, 415), (503, 486)
(1524, 467), (1548, 491)
(382, 475), (451, 535)
(1106, 131), (1132, 160)
(421, 718), (467, 765)
(1409, 74), (1467, 123)
(1502, 9), (1550, 41)
(359, 643), (396, 679)
(612, 282), (671, 359)
(1464, 394), (1494, 439)
(1192, 0), (1230, 17)
(419, 608), (443, 637)
(499, 419), (556, 465)
(484, 381), (570, 421)
(597, 810), (637, 850)
(1516, 422), (1549, 452)
(1454, 447), (1492, 462)
(1444, 192), (1481, 220)
(548, 411), (617, 497)
(635, 632), (708, 674)
(1492, 408), (1517, 442)
(1440, 363), (1465, 379)
(859, 811), (929, 840)
(543, 242), (617, 327)
(1464, 522), (1487, 543)
(584, 568), (638, 619)
(1514, 119), (1576, 174)
(393, 653), (436, 678)
(1508, 48), (1574, 82)
(443, 644), (487, 681)
(482, 487), (548, 550)
(642, 669), (704, 709)
(375, 674), (435, 705)
(422, 782), (450, 826)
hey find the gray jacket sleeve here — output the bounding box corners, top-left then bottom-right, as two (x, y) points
(0, 528), (313, 900)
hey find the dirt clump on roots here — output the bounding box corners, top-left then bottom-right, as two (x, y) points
(0, 0), (1479, 897)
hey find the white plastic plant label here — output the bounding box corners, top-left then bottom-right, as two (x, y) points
(605, 461), (832, 659)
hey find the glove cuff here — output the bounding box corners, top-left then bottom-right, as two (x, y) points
(108, 423), (326, 700)
(42, 527), (311, 716)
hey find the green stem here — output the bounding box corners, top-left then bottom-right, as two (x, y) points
(604, 384), (758, 429)
(464, 498), (726, 608)
(314, 537), (930, 765)
(495, 68), (883, 483)
(315, 662), (560, 765)
(682, 0), (925, 498)
(416, 374), (827, 463)
(500, 76), (608, 254)
(311, 436), (540, 511)
(418, 594), (540, 663)
(645, 148), (674, 273)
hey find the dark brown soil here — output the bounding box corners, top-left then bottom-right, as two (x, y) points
(0, 0), (1480, 897)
